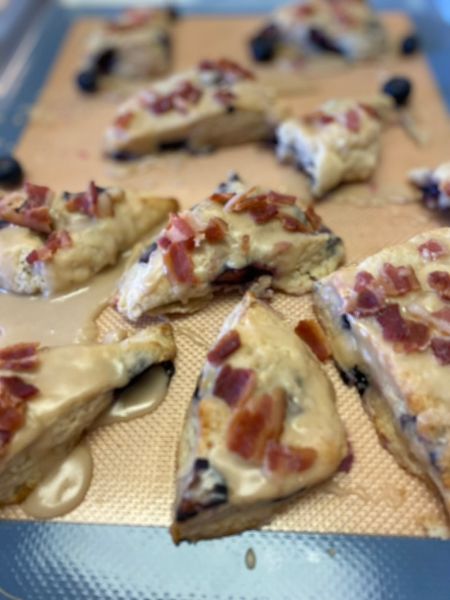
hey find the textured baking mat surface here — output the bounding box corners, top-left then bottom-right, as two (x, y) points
(1, 13), (450, 536)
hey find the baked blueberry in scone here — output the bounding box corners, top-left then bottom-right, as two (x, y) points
(171, 293), (347, 542)
(103, 59), (281, 158)
(409, 162), (450, 212)
(0, 181), (178, 295)
(313, 228), (450, 520)
(276, 94), (394, 197)
(249, 0), (387, 64)
(115, 173), (345, 320)
(76, 8), (175, 93)
(0, 324), (175, 506)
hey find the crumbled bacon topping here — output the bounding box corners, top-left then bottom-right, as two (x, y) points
(345, 109), (361, 133)
(141, 80), (203, 116)
(278, 214), (309, 233)
(376, 303), (430, 353)
(430, 338), (450, 365)
(0, 343), (40, 371)
(267, 191), (296, 205)
(108, 8), (156, 32)
(26, 230), (72, 265)
(295, 319), (330, 362)
(213, 89), (236, 107)
(359, 103), (380, 120)
(305, 205), (322, 231)
(428, 271), (450, 302)
(213, 364), (256, 407)
(114, 111), (134, 129)
(0, 183), (53, 234)
(227, 390), (286, 462)
(163, 241), (196, 285)
(198, 59), (255, 83)
(0, 376), (39, 454)
(264, 441), (317, 474)
(418, 240), (448, 261)
(294, 3), (316, 17)
(379, 263), (420, 297)
(204, 217), (228, 243)
(210, 192), (234, 204)
(207, 330), (241, 366)
(65, 181), (109, 218)
(303, 111), (335, 127)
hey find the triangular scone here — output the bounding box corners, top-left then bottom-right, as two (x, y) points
(409, 162), (450, 212)
(82, 8), (174, 82)
(277, 95), (394, 196)
(103, 59), (280, 158)
(0, 324), (175, 505)
(115, 174), (345, 320)
(171, 294), (347, 542)
(251, 0), (386, 64)
(313, 228), (450, 520)
(0, 181), (178, 294)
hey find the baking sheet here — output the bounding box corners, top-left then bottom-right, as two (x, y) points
(1, 12), (450, 537)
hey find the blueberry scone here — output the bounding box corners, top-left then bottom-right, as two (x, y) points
(0, 181), (178, 295)
(104, 59), (281, 158)
(409, 162), (450, 212)
(171, 293), (347, 542)
(115, 174), (345, 320)
(250, 0), (387, 63)
(277, 94), (394, 196)
(313, 228), (450, 519)
(0, 324), (175, 505)
(77, 8), (176, 93)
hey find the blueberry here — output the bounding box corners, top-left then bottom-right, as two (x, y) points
(166, 5), (179, 21)
(250, 34), (276, 62)
(401, 33), (420, 56)
(95, 48), (116, 74)
(382, 76), (412, 107)
(0, 155), (24, 188)
(340, 314), (351, 330)
(308, 27), (342, 54)
(76, 69), (98, 94)
(139, 241), (157, 263)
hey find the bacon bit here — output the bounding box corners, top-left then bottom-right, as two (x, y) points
(226, 192), (279, 225)
(379, 263), (420, 297)
(210, 192), (234, 204)
(431, 307), (450, 324)
(166, 213), (196, 244)
(278, 214), (309, 233)
(354, 271), (375, 293)
(304, 111), (335, 127)
(0, 375), (39, 454)
(143, 80), (202, 116)
(351, 288), (384, 317)
(264, 441), (317, 474)
(213, 89), (236, 107)
(305, 204), (322, 231)
(227, 389), (286, 462)
(207, 330), (241, 366)
(0, 184), (53, 234)
(428, 271), (450, 301)
(213, 364), (256, 407)
(204, 217), (227, 243)
(418, 240), (448, 261)
(345, 109), (361, 133)
(114, 111), (134, 129)
(65, 181), (104, 218)
(250, 201), (278, 225)
(267, 191), (296, 205)
(108, 9), (155, 32)
(198, 58), (255, 82)
(0, 343), (40, 372)
(431, 338), (450, 365)
(163, 241), (196, 285)
(359, 103), (379, 120)
(295, 3), (315, 17)
(241, 234), (250, 254)
(295, 319), (330, 362)
(26, 230), (72, 265)
(376, 303), (430, 352)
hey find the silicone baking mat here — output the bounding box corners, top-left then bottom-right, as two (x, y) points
(1, 2), (450, 598)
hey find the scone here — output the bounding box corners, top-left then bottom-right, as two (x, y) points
(250, 0), (387, 63)
(277, 94), (394, 196)
(77, 7), (175, 90)
(313, 228), (450, 519)
(0, 181), (178, 294)
(0, 325), (176, 505)
(409, 162), (450, 211)
(171, 293), (348, 542)
(115, 173), (345, 320)
(104, 59), (281, 158)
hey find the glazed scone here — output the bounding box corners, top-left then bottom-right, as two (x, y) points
(313, 228), (450, 520)
(0, 181), (178, 295)
(115, 173), (345, 320)
(171, 293), (348, 542)
(250, 0), (387, 63)
(277, 94), (394, 196)
(409, 162), (450, 211)
(0, 325), (176, 505)
(80, 8), (175, 84)
(104, 59), (281, 158)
